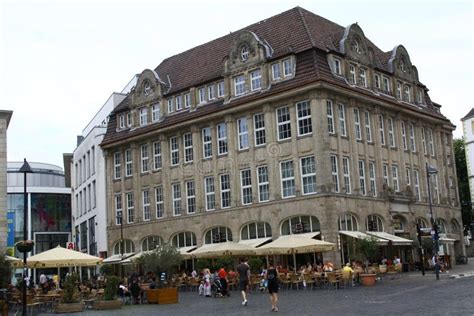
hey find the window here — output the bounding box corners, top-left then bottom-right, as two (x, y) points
(125, 149), (133, 177)
(172, 183), (181, 216)
(366, 215), (384, 232)
(428, 128), (435, 156)
(301, 156), (316, 195)
(330, 155), (340, 193)
(172, 231), (197, 248)
(253, 113), (266, 146)
(250, 69), (262, 91)
(241, 169), (253, 205)
(257, 166), (270, 202)
(382, 76), (390, 94)
(155, 186), (164, 218)
(113, 152), (121, 179)
(207, 85), (215, 101)
(126, 112), (132, 127)
(396, 81), (402, 99)
(406, 167), (411, 186)
(152, 104), (160, 122)
(138, 107), (148, 126)
(204, 226), (232, 244)
(283, 58), (293, 77)
(449, 176), (454, 189)
(91, 146), (95, 175)
(359, 68), (367, 87)
(153, 141), (162, 170)
(115, 194), (122, 225)
(333, 58), (341, 75)
(186, 181), (196, 214)
(237, 118), (249, 150)
(119, 114), (125, 129)
(167, 98), (174, 113)
(297, 100), (312, 136)
(338, 213), (358, 231)
(140, 144), (149, 173)
(202, 127), (212, 158)
(342, 157), (351, 194)
(364, 111), (372, 142)
(401, 121), (408, 150)
(369, 161), (376, 197)
(234, 75), (246, 96)
(113, 239), (134, 255)
(205, 177), (215, 211)
(126, 192), (134, 223)
(141, 236), (162, 251)
(198, 87), (206, 104)
(217, 81), (225, 98)
(277, 106), (291, 140)
(432, 174), (439, 204)
(378, 115), (385, 145)
(420, 128), (427, 154)
(217, 123), (228, 155)
(383, 164), (389, 186)
(353, 108), (361, 140)
(338, 103), (346, 136)
(183, 133), (193, 163)
(281, 215), (320, 235)
(349, 64), (356, 84)
(175, 95), (183, 111)
(240, 45), (249, 61)
(92, 180), (96, 208)
(358, 160), (366, 196)
(417, 88), (423, 104)
(409, 124), (416, 152)
(241, 222), (272, 240)
(387, 117), (395, 147)
(220, 174), (231, 208)
(392, 165), (399, 192)
(142, 190), (150, 221)
(327, 100), (335, 134)
(272, 63), (281, 80)
(403, 85), (411, 102)
(184, 93), (191, 108)
(374, 73), (381, 89)
(280, 160), (295, 198)
(170, 136), (179, 166)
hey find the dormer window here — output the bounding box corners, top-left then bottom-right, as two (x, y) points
(184, 93), (191, 108)
(359, 68), (367, 87)
(217, 81), (225, 98)
(240, 45), (249, 62)
(403, 85), (411, 102)
(283, 58), (293, 77)
(396, 81), (402, 99)
(374, 73), (381, 89)
(175, 95), (183, 111)
(139, 107), (148, 126)
(234, 75), (246, 96)
(126, 112), (132, 127)
(167, 98), (174, 113)
(208, 85), (215, 101)
(152, 104), (160, 122)
(351, 40), (360, 54)
(198, 87), (206, 104)
(250, 69), (262, 91)
(272, 63), (281, 80)
(417, 89), (423, 104)
(144, 81), (152, 96)
(382, 76), (390, 94)
(119, 114), (125, 129)
(333, 58), (341, 75)
(348, 64), (356, 84)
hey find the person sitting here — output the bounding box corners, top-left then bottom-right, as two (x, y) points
(118, 282), (131, 304)
(149, 277), (157, 289)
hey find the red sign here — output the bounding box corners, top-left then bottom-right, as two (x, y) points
(67, 242), (75, 250)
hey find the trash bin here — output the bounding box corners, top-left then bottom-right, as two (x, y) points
(402, 262), (409, 272)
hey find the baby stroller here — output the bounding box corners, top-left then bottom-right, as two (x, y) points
(211, 278), (229, 297)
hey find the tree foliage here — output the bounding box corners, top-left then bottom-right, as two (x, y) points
(61, 273), (79, 304)
(104, 275), (120, 301)
(139, 243), (182, 287)
(0, 252), (11, 288)
(454, 138), (473, 230)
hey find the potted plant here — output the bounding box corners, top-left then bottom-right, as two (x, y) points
(140, 243), (182, 304)
(92, 275), (122, 310)
(56, 273), (83, 313)
(0, 252), (11, 316)
(355, 236), (379, 286)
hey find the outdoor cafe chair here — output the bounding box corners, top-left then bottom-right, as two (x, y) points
(278, 273), (290, 290)
(290, 273), (303, 290)
(302, 273), (315, 290)
(325, 272), (341, 290)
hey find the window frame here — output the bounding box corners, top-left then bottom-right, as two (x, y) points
(113, 152), (121, 180)
(283, 58), (293, 77)
(327, 100), (335, 135)
(300, 156), (317, 195)
(250, 68), (262, 91)
(142, 189), (151, 221)
(220, 173), (231, 209)
(205, 176), (216, 211)
(237, 117), (249, 150)
(257, 165), (270, 202)
(358, 160), (366, 196)
(172, 183), (182, 216)
(152, 103), (160, 122)
(368, 161), (377, 197)
(186, 180), (196, 214)
(202, 127), (213, 158)
(217, 123), (228, 155)
(170, 136), (179, 166)
(296, 100), (312, 136)
(155, 186), (164, 218)
(280, 160), (296, 198)
(342, 156), (351, 194)
(330, 154), (340, 193)
(338, 103), (346, 136)
(240, 169), (253, 205)
(126, 192), (134, 224)
(140, 144), (149, 173)
(234, 75), (246, 96)
(183, 133), (194, 163)
(125, 149), (133, 177)
(153, 141), (162, 170)
(353, 108), (361, 140)
(253, 113), (266, 147)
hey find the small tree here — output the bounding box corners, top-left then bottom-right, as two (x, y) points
(215, 256), (234, 271)
(248, 257), (264, 274)
(104, 276), (120, 301)
(195, 259), (212, 273)
(140, 243), (182, 288)
(355, 236), (379, 273)
(0, 252), (12, 289)
(99, 264), (113, 277)
(61, 273), (79, 304)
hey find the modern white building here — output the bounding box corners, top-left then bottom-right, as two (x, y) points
(71, 76), (137, 258)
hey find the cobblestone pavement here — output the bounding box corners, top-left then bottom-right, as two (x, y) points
(40, 260), (474, 316)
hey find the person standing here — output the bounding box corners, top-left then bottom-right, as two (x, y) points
(236, 258), (250, 306)
(265, 262), (279, 312)
(434, 255), (441, 280)
(217, 266), (228, 297)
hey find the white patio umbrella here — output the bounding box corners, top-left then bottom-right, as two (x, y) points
(27, 245), (102, 268)
(191, 242), (256, 259)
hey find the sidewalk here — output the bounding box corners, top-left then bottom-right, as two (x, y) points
(403, 257), (474, 280)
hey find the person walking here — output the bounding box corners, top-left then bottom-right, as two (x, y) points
(236, 258), (250, 306)
(433, 255), (441, 280)
(265, 261), (279, 312)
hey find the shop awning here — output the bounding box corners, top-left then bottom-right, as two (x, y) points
(255, 234), (335, 255)
(238, 237), (272, 248)
(339, 231), (388, 245)
(102, 253), (134, 264)
(366, 231), (413, 246)
(191, 242), (256, 259)
(179, 246), (198, 259)
(5, 255), (22, 268)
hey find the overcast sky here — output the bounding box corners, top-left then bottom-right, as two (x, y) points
(1, 0), (472, 168)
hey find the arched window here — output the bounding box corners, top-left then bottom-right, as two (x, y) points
(240, 45), (249, 61)
(338, 213), (358, 231)
(172, 231), (197, 248)
(241, 222), (272, 240)
(450, 219), (460, 233)
(141, 235), (163, 251)
(113, 239), (135, 255)
(281, 215), (320, 235)
(416, 218), (428, 228)
(435, 218), (447, 234)
(204, 226), (233, 244)
(144, 81), (152, 96)
(351, 39), (360, 54)
(366, 214), (384, 232)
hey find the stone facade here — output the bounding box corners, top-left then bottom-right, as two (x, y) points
(0, 111), (12, 250)
(100, 7), (464, 266)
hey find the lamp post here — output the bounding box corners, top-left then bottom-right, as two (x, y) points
(19, 159), (33, 316)
(119, 211), (124, 279)
(426, 163), (439, 256)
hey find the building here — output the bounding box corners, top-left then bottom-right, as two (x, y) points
(71, 76), (137, 258)
(7, 161), (71, 256)
(100, 7), (464, 267)
(0, 110), (12, 250)
(461, 108), (474, 253)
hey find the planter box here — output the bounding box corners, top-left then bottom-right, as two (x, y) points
(93, 299), (122, 310)
(147, 288), (178, 304)
(360, 273), (376, 286)
(55, 302), (83, 313)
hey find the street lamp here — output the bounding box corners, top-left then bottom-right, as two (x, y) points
(118, 211), (124, 279)
(19, 159), (33, 316)
(426, 163), (439, 256)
